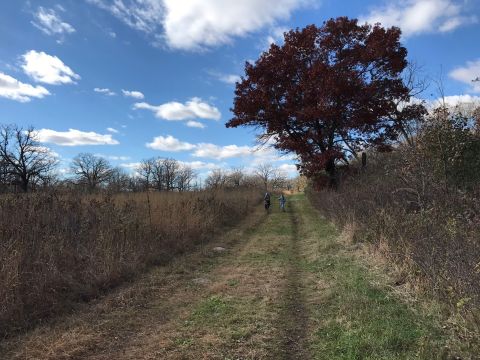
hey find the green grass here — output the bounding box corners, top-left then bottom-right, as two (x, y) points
(294, 193), (445, 359)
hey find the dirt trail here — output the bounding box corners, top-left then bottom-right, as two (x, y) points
(0, 194), (449, 359)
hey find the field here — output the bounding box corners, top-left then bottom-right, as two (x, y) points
(1, 194), (472, 359)
(0, 188), (260, 338)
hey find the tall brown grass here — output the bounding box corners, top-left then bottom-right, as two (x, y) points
(0, 188), (260, 337)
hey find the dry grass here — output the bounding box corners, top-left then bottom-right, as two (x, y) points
(0, 188), (260, 338)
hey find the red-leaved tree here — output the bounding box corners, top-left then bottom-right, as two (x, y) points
(226, 17), (413, 186)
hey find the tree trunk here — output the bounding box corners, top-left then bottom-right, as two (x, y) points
(325, 158), (337, 190)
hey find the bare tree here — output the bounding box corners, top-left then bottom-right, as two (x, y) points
(71, 153), (113, 191)
(137, 158), (155, 190)
(107, 167), (131, 192)
(0, 125), (57, 192)
(226, 167), (244, 187)
(254, 164), (275, 191)
(137, 157), (182, 191)
(254, 163), (288, 190)
(176, 165), (196, 192)
(270, 170), (288, 190)
(204, 169), (227, 189)
(163, 158), (179, 191)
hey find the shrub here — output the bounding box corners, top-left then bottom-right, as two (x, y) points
(307, 106), (480, 313)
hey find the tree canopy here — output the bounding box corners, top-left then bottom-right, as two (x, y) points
(226, 17), (413, 183)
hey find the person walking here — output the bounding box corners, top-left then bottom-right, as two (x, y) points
(264, 192), (271, 212)
(278, 193), (286, 212)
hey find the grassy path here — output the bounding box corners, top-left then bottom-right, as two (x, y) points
(0, 194), (446, 359)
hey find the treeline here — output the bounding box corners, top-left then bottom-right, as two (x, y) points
(0, 124), (291, 193)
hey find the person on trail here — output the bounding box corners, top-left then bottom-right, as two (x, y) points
(264, 192), (271, 211)
(278, 194), (286, 212)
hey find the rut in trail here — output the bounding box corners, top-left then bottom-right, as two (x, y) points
(276, 207), (311, 360)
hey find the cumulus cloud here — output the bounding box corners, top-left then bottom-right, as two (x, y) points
(362, 0), (477, 37)
(449, 59), (480, 93)
(122, 89), (144, 99)
(146, 135), (196, 151)
(178, 160), (218, 170)
(143, 134), (295, 165)
(88, 0), (308, 50)
(278, 163), (298, 175)
(21, 50), (80, 85)
(163, 0), (307, 50)
(186, 120), (206, 129)
(134, 97), (221, 121)
(31, 7), (75, 39)
(37, 128), (119, 146)
(120, 162), (141, 170)
(94, 87), (116, 96)
(433, 94), (480, 108)
(192, 143), (253, 159)
(0, 72), (50, 102)
(106, 127), (119, 133)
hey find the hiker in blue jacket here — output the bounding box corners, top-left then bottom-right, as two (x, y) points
(279, 194), (286, 212)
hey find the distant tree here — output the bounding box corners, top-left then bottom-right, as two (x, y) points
(254, 163), (287, 190)
(162, 158), (179, 191)
(107, 167), (131, 192)
(227, 17), (413, 186)
(137, 157), (185, 191)
(176, 165), (196, 192)
(0, 125), (57, 192)
(254, 164), (275, 191)
(226, 167), (245, 187)
(204, 169), (227, 189)
(71, 153), (113, 191)
(138, 158), (155, 190)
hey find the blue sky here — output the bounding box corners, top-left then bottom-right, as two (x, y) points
(0, 0), (479, 178)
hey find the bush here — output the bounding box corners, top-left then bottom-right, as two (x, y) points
(307, 106), (480, 313)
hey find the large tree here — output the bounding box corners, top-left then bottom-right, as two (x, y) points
(0, 125), (57, 192)
(226, 17), (413, 185)
(71, 153), (114, 191)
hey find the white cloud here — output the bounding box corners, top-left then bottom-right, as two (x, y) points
(96, 153), (130, 161)
(134, 97), (221, 121)
(218, 74), (241, 84)
(37, 128), (119, 146)
(88, 0), (309, 50)
(193, 143), (253, 160)
(362, 0), (477, 37)
(179, 160), (217, 170)
(21, 50), (80, 85)
(186, 120), (206, 129)
(163, 0), (307, 50)
(146, 135), (196, 151)
(94, 87), (116, 96)
(0, 72), (50, 102)
(31, 7), (75, 40)
(433, 94), (480, 108)
(106, 127), (119, 133)
(122, 89), (144, 99)
(265, 26), (288, 48)
(278, 163), (298, 175)
(449, 59), (480, 93)
(87, 0), (164, 34)
(208, 71), (241, 84)
(120, 162), (141, 170)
